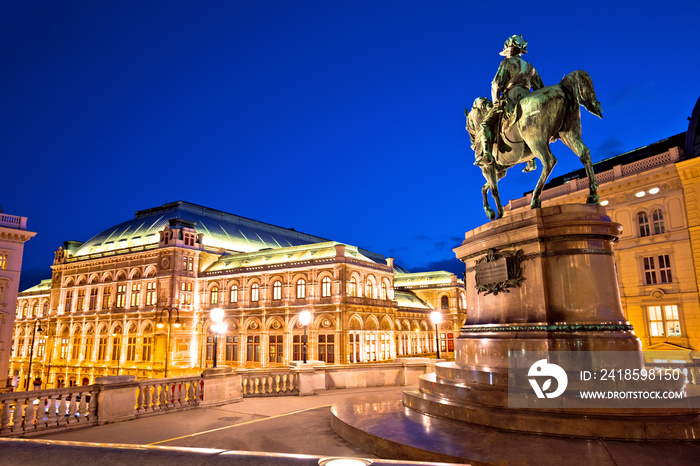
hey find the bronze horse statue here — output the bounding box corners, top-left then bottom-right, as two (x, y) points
(466, 70), (602, 220)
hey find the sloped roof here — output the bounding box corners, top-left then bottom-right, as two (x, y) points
(394, 290), (432, 310)
(20, 279), (52, 294)
(394, 271), (459, 288)
(74, 201), (338, 257)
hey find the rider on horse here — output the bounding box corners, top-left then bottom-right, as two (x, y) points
(476, 35), (544, 172)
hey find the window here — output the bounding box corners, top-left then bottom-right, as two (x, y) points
(652, 209), (665, 234)
(89, 288), (98, 310)
(206, 335), (213, 360)
(0, 253), (7, 270)
(131, 283), (141, 307)
(37, 339), (46, 358)
(321, 276), (332, 297)
(273, 281), (282, 300)
(0, 284), (5, 305)
(318, 334), (335, 363)
(638, 212), (650, 237)
(251, 283), (259, 302)
(648, 305), (681, 337)
(269, 335), (283, 363)
(71, 336), (81, 360)
(296, 279), (306, 299)
(111, 335), (122, 361)
(348, 278), (357, 297)
(77, 290), (85, 311)
(126, 337), (137, 361)
(246, 335), (260, 362)
(183, 257), (194, 271)
(441, 296), (449, 310)
(230, 285), (238, 303)
(97, 336), (108, 360)
(32, 302), (38, 318)
(60, 338), (69, 359)
(365, 281), (373, 299)
(225, 336), (238, 362)
(84, 335), (93, 361)
(644, 255), (672, 285)
(211, 285), (219, 305)
(380, 283), (387, 300)
(293, 335), (302, 361)
(65, 290), (73, 313)
(181, 282), (192, 305)
(145, 282), (156, 306)
(102, 286), (112, 309)
(142, 336), (153, 361)
(116, 285), (126, 309)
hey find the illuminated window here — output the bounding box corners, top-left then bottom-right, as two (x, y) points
(211, 285), (219, 305)
(37, 339), (46, 358)
(130, 283), (141, 307)
(321, 277), (332, 297)
(42, 302), (48, 317)
(246, 335), (260, 361)
(648, 305), (681, 337)
(71, 336), (81, 360)
(273, 281), (282, 300)
(230, 285), (238, 303)
(183, 257), (194, 271)
(225, 336), (238, 362)
(348, 278), (357, 297)
(380, 283), (387, 300)
(181, 282), (193, 305)
(60, 337), (69, 359)
(638, 212), (650, 237)
(145, 282), (157, 306)
(251, 283), (259, 302)
(84, 334), (94, 361)
(268, 335), (283, 363)
(652, 209), (665, 234)
(296, 279), (306, 299)
(32, 302), (38, 318)
(111, 332), (122, 361)
(89, 288), (98, 310)
(102, 286), (112, 309)
(441, 296), (449, 310)
(116, 285), (126, 309)
(318, 334), (335, 363)
(0, 253), (7, 270)
(142, 336), (153, 361)
(365, 281), (373, 299)
(97, 336), (108, 360)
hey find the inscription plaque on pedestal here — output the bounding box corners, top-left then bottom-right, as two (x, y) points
(475, 257), (508, 286)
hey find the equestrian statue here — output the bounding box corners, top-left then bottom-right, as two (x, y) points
(466, 35), (602, 220)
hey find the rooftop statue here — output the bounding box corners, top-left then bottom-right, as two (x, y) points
(466, 35), (602, 220)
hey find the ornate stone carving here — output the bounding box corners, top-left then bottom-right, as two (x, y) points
(474, 249), (525, 295)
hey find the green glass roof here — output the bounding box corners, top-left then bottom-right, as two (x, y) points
(394, 271), (459, 287)
(394, 290), (432, 310)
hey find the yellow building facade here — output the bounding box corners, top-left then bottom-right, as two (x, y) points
(504, 96), (700, 378)
(10, 202), (465, 389)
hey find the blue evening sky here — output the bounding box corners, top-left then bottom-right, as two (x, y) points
(2, 0), (699, 289)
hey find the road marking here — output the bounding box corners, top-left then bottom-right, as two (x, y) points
(148, 404), (332, 445)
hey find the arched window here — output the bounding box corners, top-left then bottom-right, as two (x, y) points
(365, 281), (373, 299)
(652, 209), (665, 234)
(273, 281), (282, 300)
(32, 302), (38, 318)
(230, 285), (238, 303)
(441, 296), (449, 310)
(296, 279), (306, 299)
(321, 277), (331, 297)
(638, 212), (650, 237)
(348, 277), (357, 297)
(380, 283), (387, 300)
(42, 302), (48, 317)
(211, 285), (219, 305)
(251, 283), (259, 302)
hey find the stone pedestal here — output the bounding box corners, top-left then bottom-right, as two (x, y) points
(401, 205), (699, 440)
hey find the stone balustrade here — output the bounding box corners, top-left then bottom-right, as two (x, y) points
(240, 369), (299, 396)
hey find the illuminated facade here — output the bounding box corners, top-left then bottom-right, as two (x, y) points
(0, 207), (36, 391)
(10, 202), (465, 388)
(504, 96), (700, 375)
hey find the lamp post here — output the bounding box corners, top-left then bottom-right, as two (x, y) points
(156, 307), (181, 378)
(25, 319), (44, 390)
(210, 307), (224, 368)
(299, 310), (311, 364)
(430, 311), (443, 360)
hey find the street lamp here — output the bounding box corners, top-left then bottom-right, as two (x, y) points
(430, 311), (443, 360)
(156, 307), (181, 378)
(299, 310), (311, 364)
(25, 319), (44, 390)
(210, 307), (225, 368)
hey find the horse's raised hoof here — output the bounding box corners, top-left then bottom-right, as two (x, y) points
(530, 199), (541, 209)
(587, 194), (599, 204)
(485, 208), (496, 220)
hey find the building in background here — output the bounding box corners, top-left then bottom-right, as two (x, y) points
(504, 96), (700, 381)
(10, 201), (465, 388)
(0, 206), (36, 391)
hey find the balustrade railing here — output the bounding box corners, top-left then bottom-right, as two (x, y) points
(135, 377), (202, 415)
(240, 369), (299, 397)
(0, 386), (96, 436)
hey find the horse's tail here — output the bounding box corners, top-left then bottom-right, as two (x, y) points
(560, 70), (603, 119)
